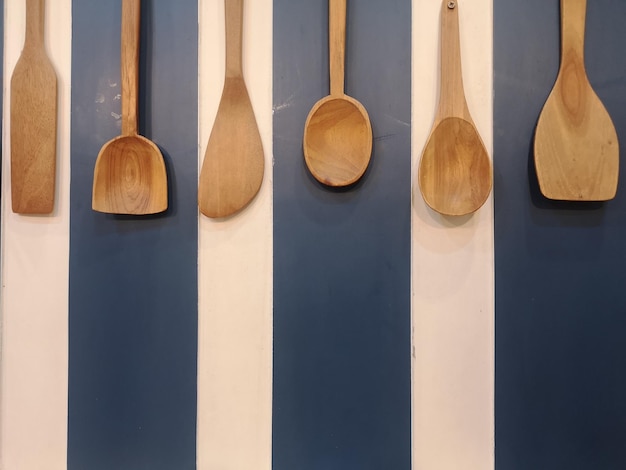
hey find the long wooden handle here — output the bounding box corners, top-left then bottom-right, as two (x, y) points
(438, 0), (468, 119)
(560, 0), (587, 68)
(329, 0), (346, 97)
(121, 0), (140, 136)
(24, 0), (45, 48)
(225, 0), (244, 77)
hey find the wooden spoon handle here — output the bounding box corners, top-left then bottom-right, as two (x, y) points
(225, 0), (244, 77)
(329, 0), (346, 97)
(560, 0), (586, 66)
(25, 0), (45, 48)
(438, 0), (468, 120)
(121, 0), (140, 136)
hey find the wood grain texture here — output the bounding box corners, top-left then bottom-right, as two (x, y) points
(198, 0), (264, 218)
(418, 0), (492, 216)
(92, 0), (167, 215)
(534, 0), (618, 201)
(303, 0), (372, 187)
(11, 0), (58, 214)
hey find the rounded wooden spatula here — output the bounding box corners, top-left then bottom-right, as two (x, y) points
(418, 0), (492, 217)
(534, 0), (619, 201)
(11, 0), (58, 214)
(198, 0), (264, 219)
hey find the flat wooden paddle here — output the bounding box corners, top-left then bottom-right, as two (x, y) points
(11, 0), (57, 214)
(92, 0), (167, 215)
(198, 0), (264, 219)
(303, 0), (373, 187)
(534, 0), (618, 201)
(418, 0), (492, 217)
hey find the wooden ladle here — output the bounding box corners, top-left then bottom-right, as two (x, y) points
(11, 0), (58, 214)
(418, 0), (492, 216)
(534, 0), (618, 201)
(198, 0), (264, 219)
(303, 0), (372, 187)
(92, 0), (167, 215)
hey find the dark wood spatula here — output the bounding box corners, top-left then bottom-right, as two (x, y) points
(11, 0), (58, 214)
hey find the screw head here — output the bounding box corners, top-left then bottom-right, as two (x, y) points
(448, 1), (456, 8)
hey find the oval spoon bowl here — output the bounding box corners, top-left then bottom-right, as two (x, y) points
(419, 117), (491, 216)
(304, 95), (372, 186)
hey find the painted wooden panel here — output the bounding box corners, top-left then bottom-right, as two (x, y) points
(68, 2), (198, 468)
(273, 1), (412, 468)
(495, 1), (626, 468)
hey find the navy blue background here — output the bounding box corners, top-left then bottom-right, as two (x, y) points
(495, 1), (626, 468)
(68, 2), (198, 468)
(273, 1), (412, 469)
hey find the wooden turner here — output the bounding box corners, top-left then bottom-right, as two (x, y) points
(11, 0), (58, 214)
(534, 0), (619, 201)
(418, 0), (492, 216)
(92, 0), (167, 214)
(198, 0), (264, 218)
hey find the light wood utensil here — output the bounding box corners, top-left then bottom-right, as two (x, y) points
(418, 0), (492, 216)
(534, 0), (618, 201)
(198, 0), (264, 218)
(92, 0), (167, 215)
(11, 0), (57, 214)
(303, 0), (372, 187)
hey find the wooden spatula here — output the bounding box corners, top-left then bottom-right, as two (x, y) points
(11, 0), (58, 214)
(198, 0), (264, 219)
(418, 0), (492, 216)
(92, 0), (168, 214)
(534, 0), (619, 201)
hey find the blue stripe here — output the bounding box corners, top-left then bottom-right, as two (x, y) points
(68, 2), (198, 468)
(495, 0), (626, 468)
(273, 1), (412, 468)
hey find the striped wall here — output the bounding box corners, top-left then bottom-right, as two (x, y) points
(2, 0), (626, 469)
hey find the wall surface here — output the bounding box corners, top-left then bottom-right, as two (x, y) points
(4, 0), (625, 469)
(494, 0), (626, 468)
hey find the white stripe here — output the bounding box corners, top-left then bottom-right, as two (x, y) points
(1, 0), (71, 469)
(412, 1), (495, 469)
(197, 0), (273, 469)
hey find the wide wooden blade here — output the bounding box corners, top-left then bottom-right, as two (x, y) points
(534, 0), (618, 201)
(198, 78), (264, 218)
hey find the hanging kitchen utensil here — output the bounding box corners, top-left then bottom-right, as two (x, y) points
(303, 0), (372, 187)
(92, 0), (168, 215)
(11, 0), (58, 214)
(534, 0), (618, 201)
(418, 0), (492, 216)
(198, 0), (264, 218)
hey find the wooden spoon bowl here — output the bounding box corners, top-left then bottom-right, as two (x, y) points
(419, 117), (491, 216)
(93, 136), (167, 214)
(304, 95), (371, 186)
(303, 0), (372, 187)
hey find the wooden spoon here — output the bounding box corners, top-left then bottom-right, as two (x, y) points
(303, 0), (372, 187)
(92, 0), (167, 215)
(418, 0), (492, 216)
(534, 0), (618, 201)
(11, 0), (57, 214)
(198, 0), (264, 219)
